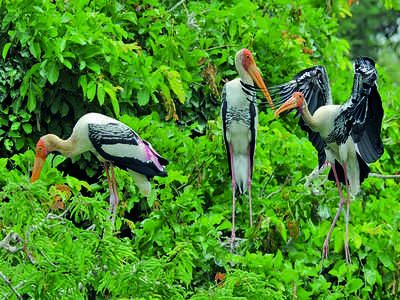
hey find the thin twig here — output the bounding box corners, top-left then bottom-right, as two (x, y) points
(293, 280), (297, 300)
(206, 44), (238, 52)
(0, 271), (22, 300)
(167, 0), (185, 13)
(265, 176), (290, 199)
(368, 173), (400, 179)
(261, 170), (274, 198)
(38, 248), (57, 268)
(2, 281), (27, 300)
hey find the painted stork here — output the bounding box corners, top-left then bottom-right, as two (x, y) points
(31, 113), (169, 223)
(272, 57), (384, 266)
(221, 48), (275, 243)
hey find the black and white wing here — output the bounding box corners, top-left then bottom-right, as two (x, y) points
(270, 66), (333, 168)
(331, 57), (384, 163)
(88, 122), (168, 178)
(221, 84), (232, 177)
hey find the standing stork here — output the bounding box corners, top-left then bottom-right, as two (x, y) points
(272, 57), (384, 266)
(221, 48), (275, 242)
(31, 113), (169, 224)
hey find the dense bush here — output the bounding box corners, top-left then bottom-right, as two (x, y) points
(0, 0), (399, 299)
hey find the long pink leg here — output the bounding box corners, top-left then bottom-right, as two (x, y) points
(321, 162), (346, 269)
(229, 144), (236, 243)
(342, 162), (352, 265)
(109, 162), (120, 225)
(247, 145), (253, 227)
(104, 162), (115, 212)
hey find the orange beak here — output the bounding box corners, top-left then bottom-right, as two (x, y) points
(31, 156), (45, 183)
(273, 94), (300, 118)
(247, 63), (275, 110)
(31, 139), (48, 183)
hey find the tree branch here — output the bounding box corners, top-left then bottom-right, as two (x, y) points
(265, 176), (290, 199)
(261, 170), (274, 198)
(167, 0), (185, 13)
(368, 173), (400, 179)
(206, 44), (238, 52)
(0, 271), (22, 300)
(0, 231), (23, 253)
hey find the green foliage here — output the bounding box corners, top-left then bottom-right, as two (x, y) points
(0, 0), (400, 299)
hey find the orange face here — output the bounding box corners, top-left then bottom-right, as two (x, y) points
(274, 92), (305, 118)
(241, 48), (275, 110)
(31, 139), (49, 183)
(241, 49), (254, 71)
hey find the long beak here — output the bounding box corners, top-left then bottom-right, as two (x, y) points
(247, 64), (275, 110)
(31, 156), (45, 183)
(274, 95), (298, 118)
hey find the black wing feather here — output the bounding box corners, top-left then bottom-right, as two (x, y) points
(221, 85), (232, 177)
(270, 66), (332, 167)
(249, 101), (256, 177)
(88, 123), (167, 178)
(355, 85), (384, 163)
(328, 153), (370, 185)
(330, 57), (383, 154)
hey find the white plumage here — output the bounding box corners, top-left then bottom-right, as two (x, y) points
(31, 112), (168, 223)
(273, 57), (384, 266)
(221, 49), (274, 243)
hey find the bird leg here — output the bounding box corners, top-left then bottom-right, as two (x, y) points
(342, 161), (352, 265)
(247, 145), (253, 227)
(229, 144), (236, 244)
(321, 162), (346, 270)
(104, 162), (115, 214)
(109, 162), (120, 225)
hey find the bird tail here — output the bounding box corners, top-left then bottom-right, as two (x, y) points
(129, 170), (151, 196)
(233, 154), (249, 195)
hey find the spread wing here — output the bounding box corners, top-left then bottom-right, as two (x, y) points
(330, 57), (384, 162)
(270, 66), (332, 168)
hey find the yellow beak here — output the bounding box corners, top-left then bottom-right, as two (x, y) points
(274, 94), (299, 118)
(31, 156), (45, 183)
(247, 63), (275, 110)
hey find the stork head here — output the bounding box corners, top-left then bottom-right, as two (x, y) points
(31, 136), (52, 182)
(274, 92), (305, 118)
(235, 48), (274, 110)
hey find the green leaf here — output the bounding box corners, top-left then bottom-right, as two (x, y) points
(137, 88), (149, 106)
(104, 82), (119, 116)
(62, 59), (72, 69)
(97, 83), (105, 105)
(2, 42), (11, 60)
(22, 123), (32, 134)
(364, 268), (377, 286)
(29, 41), (41, 60)
(346, 278), (363, 294)
(20, 63), (40, 98)
(10, 122), (20, 131)
(87, 80), (96, 101)
(78, 75), (88, 96)
(27, 87), (36, 112)
(45, 60), (60, 84)
(60, 102), (69, 117)
(166, 69), (185, 104)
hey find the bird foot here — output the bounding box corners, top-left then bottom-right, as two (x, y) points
(228, 233), (235, 247)
(223, 234), (248, 253)
(345, 242), (352, 266)
(320, 239), (330, 272)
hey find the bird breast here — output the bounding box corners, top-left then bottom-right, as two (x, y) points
(311, 105), (341, 139)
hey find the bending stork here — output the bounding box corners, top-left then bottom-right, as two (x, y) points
(31, 113), (169, 224)
(221, 48), (275, 243)
(272, 57), (384, 266)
